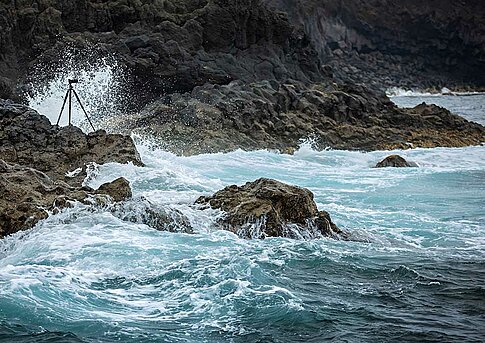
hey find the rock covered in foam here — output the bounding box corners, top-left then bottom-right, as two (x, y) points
(196, 178), (347, 239)
(0, 160), (132, 238)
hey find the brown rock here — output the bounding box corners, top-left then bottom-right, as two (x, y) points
(0, 100), (144, 185)
(196, 178), (347, 239)
(96, 177), (132, 202)
(0, 160), (132, 238)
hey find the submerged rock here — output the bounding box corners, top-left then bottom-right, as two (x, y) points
(0, 160), (132, 238)
(109, 197), (193, 234)
(0, 100), (144, 185)
(375, 155), (418, 168)
(196, 178), (347, 239)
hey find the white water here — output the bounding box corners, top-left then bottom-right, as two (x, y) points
(3, 69), (485, 341)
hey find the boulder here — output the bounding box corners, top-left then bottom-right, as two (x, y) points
(96, 177), (132, 202)
(0, 160), (132, 238)
(196, 178), (347, 239)
(375, 155), (418, 168)
(0, 100), (144, 185)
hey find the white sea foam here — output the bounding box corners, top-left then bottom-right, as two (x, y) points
(27, 52), (126, 131)
(386, 87), (485, 97)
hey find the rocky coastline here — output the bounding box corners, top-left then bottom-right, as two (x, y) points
(1, 1), (485, 239)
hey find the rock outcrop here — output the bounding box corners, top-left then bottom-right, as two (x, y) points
(117, 80), (485, 155)
(0, 100), (143, 184)
(196, 178), (347, 239)
(0, 160), (132, 238)
(375, 155), (418, 168)
(1, 1), (484, 156)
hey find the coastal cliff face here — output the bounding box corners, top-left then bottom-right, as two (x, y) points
(265, 0), (485, 90)
(0, 0), (484, 154)
(2, 0), (484, 100)
(0, 0), (324, 104)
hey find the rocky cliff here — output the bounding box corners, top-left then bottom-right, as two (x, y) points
(265, 0), (485, 90)
(0, 0), (484, 155)
(1, 0), (484, 101)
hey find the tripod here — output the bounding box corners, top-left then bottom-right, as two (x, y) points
(56, 79), (96, 131)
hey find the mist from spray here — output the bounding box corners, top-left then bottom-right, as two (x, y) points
(27, 51), (127, 132)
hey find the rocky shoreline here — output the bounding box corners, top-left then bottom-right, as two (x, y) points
(1, 1), (485, 239)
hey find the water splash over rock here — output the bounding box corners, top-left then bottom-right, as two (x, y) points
(196, 178), (347, 239)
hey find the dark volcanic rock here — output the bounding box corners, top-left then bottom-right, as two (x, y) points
(265, 0), (485, 90)
(0, 160), (132, 238)
(375, 155), (417, 168)
(0, 100), (143, 184)
(118, 80), (485, 155)
(196, 178), (347, 239)
(1, 0), (324, 105)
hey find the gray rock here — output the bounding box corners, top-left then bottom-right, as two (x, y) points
(375, 155), (418, 168)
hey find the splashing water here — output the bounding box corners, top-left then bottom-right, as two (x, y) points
(1, 92), (485, 342)
(27, 51), (127, 131)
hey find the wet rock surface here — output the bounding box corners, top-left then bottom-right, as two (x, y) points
(0, 160), (132, 238)
(196, 178), (347, 239)
(0, 100), (143, 185)
(118, 81), (485, 155)
(110, 198), (193, 234)
(375, 155), (418, 168)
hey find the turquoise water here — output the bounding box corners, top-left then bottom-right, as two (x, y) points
(1, 96), (484, 342)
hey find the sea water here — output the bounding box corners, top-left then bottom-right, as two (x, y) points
(1, 92), (484, 342)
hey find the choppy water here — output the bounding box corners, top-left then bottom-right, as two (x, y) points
(1, 95), (484, 342)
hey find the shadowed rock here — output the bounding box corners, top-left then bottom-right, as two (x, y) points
(196, 178), (347, 239)
(375, 155), (418, 168)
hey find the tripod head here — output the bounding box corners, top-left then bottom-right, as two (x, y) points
(68, 79), (78, 84)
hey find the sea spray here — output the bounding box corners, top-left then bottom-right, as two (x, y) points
(26, 49), (128, 131)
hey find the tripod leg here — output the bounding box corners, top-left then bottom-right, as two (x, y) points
(56, 90), (70, 126)
(72, 89), (96, 131)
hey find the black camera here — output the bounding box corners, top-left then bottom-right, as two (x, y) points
(68, 79), (79, 84)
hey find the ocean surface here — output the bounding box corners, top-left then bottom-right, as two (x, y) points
(1, 90), (484, 342)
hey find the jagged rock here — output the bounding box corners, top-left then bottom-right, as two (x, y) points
(196, 178), (347, 239)
(0, 100), (143, 185)
(266, 0), (485, 90)
(0, 160), (132, 238)
(375, 155), (418, 168)
(118, 80), (485, 155)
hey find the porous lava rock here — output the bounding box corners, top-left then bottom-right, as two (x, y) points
(196, 178), (347, 239)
